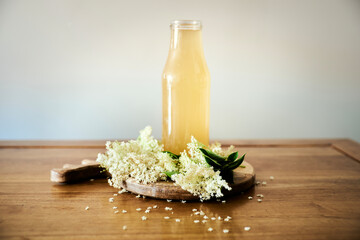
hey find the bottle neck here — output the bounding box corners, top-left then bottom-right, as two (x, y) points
(169, 20), (204, 54)
(170, 28), (204, 52)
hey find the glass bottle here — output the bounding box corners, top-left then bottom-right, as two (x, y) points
(162, 20), (210, 154)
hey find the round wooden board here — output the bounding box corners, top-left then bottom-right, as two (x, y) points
(120, 161), (256, 200)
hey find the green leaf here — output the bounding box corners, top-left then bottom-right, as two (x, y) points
(199, 148), (226, 163)
(164, 171), (179, 178)
(223, 154), (246, 170)
(199, 147), (246, 184)
(163, 151), (180, 159)
(203, 155), (222, 170)
(227, 151), (238, 162)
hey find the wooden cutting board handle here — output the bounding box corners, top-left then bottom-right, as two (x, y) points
(50, 159), (108, 183)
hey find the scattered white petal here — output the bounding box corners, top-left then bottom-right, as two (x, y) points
(145, 209), (150, 213)
(203, 215), (209, 219)
(123, 225), (127, 230)
(195, 212), (200, 215)
(202, 220), (207, 223)
(136, 195), (141, 198)
(175, 219), (181, 222)
(181, 200), (186, 203)
(113, 193), (118, 196)
(141, 216), (147, 221)
(114, 210), (119, 214)
(248, 196), (253, 200)
(122, 210), (127, 213)
(118, 189), (128, 194)
(147, 206), (152, 210)
(107, 178), (112, 186)
(222, 200), (226, 203)
(192, 209), (198, 212)
(257, 194), (264, 198)
(153, 205), (158, 209)
(165, 207), (173, 211)
(167, 199), (172, 202)
(270, 176), (274, 180)
(208, 227), (213, 232)
(244, 226), (251, 231)
(218, 216), (222, 221)
(226, 216), (232, 219)
(194, 220), (200, 223)
(136, 208), (142, 211)
(142, 195), (146, 199)
(211, 217), (216, 220)
(256, 181), (261, 185)
(258, 199), (262, 202)
(89, 179), (94, 182)
(200, 211), (205, 216)
(262, 181), (267, 185)
(223, 229), (229, 233)
(85, 206), (89, 210)
(164, 216), (170, 219)
(224, 218), (229, 222)
(109, 198), (114, 203)
(113, 206), (118, 209)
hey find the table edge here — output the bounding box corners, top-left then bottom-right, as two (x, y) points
(0, 139), (359, 162)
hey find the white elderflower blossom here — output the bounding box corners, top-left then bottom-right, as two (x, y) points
(210, 142), (235, 157)
(171, 137), (231, 200)
(97, 126), (234, 201)
(97, 126), (178, 187)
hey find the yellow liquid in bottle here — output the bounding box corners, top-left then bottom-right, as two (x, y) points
(162, 21), (210, 154)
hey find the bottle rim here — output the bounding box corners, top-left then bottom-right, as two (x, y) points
(170, 20), (202, 30)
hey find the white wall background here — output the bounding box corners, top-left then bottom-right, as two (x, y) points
(0, 0), (359, 141)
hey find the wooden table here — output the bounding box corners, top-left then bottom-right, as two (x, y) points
(0, 139), (359, 239)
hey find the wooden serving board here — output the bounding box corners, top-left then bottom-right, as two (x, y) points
(120, 161), (255, 200)
(51, 160), (255, 200)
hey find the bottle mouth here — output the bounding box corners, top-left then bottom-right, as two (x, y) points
(170, 20), (202, 30)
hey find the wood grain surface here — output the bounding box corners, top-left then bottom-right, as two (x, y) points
(0, 139), (359, 239)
